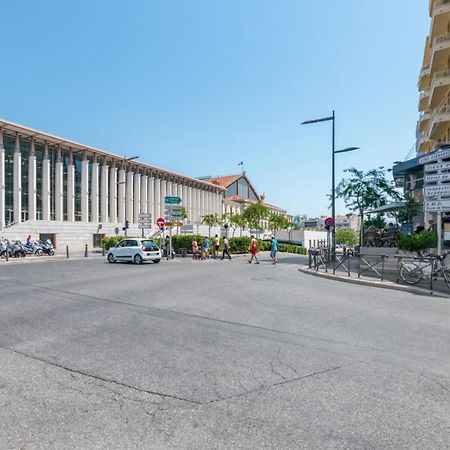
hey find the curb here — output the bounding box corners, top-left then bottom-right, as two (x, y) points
(297, 266), (450, 299)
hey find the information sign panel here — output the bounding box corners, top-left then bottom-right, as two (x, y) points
(164, 196), (181, 204)
(424, 173), (450, 183)
(424, 199), (450, 212)
(418, 149), (450, 165)
(424, 162), (450, 172)
(425, 185), (450, 197)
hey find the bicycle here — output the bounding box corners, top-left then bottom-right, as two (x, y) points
(399, 253), (450, 288)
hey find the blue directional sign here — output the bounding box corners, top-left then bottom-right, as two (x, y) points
(164, 196), (181, 204)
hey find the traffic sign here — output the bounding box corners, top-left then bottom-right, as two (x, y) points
(156, 217), (166, 228)
(425, 185), (450, 197)
(425, 199), (450, 212)
(419, 149), (450, 165)
(324, 217), (335, 227)
(424, 162), (450, 172)
(164, 196), (181, 204)
(138, 224), (151, 229)
(139, 213), (152, 219)
(424, 173), (450, 183)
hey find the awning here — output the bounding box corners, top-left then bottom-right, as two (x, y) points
(366, 201), (406, 214)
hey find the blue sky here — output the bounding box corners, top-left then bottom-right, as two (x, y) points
(1, 0), (428, 216)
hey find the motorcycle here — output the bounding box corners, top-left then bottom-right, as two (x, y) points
(24, 241), (44, 256)
(40, 239), (55, 256)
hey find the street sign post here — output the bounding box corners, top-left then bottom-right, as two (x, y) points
(424, 173), (450, 183)
(156, 217), (165, 228)
(418, 149), (450, 165)
(424, 162), (450, 172)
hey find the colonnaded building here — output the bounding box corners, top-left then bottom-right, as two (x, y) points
(0, 120), (224, 249)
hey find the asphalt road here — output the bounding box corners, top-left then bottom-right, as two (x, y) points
(0, 253), (449, 449)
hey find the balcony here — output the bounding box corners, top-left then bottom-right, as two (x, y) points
(428, 104), (450, 139)
(431, 1), (450, 37)
(418, 112), (431, 133)
(430, 69), (450, 107)
(431, 33), (450, 72)
(419, 89), (430, 111)
(417, 133), (433, 153)
(419, 65), (431, 91)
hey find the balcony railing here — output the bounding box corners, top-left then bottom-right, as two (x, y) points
(435, 0), (450, 8)
(433, 68), (450, 80)
(434, 32), (450, 46)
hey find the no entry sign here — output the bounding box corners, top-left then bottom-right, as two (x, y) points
(156, 217), (166, 229)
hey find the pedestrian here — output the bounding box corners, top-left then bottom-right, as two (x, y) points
(221, 237), (232, 260)
(26, 235), (32, 246)
(192, 238), (199, 260)
(270, 235), (278, 265)
(213, 234), (220, 259)
(248, 235), (259, 264)
(204, 236), (210, 259)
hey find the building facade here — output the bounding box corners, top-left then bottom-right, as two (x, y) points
(0, 120), (224, 248)
(201, 173), (291, 229)
(417, 0), (450, 153)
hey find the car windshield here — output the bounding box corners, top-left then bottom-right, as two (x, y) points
(141, 240), (159, 251)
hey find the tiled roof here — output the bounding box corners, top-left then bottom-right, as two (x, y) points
(205, 175), (241, 187)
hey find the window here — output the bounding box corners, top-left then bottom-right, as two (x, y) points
(226, 182), (238, 197)
(238, 178), (249, 198)
(142, 240), (159, 251)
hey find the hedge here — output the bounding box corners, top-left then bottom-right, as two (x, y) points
(101, 234), (307, 255)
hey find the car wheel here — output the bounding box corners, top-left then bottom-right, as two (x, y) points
(107, 253), (116, 263)
(134, 254), (143, 265)
(153, 259), (161, 264)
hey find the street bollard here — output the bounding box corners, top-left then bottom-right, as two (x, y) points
(84, 244), (88, 257)
(66, 245), (69, 258)
(102, 245), (105, 257)
(5, 249), (9, 262)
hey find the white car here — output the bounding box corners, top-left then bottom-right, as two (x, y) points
(107, 238), (162, 264)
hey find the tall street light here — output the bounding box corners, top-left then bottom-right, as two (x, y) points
(119, 156), (139, 237)
(301, 111), (358, 259)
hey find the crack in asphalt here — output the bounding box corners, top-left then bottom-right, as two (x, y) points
(17, 281), (449, 368)
(205, 360), (365, 405)
(2, 346), (201, 405)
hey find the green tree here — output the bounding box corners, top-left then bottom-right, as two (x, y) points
(268, 213), (290, 234)
(229, 214), (247, 237)
(393, 193), (420, 224)
(335, 228), (358, 245)
(242, 203), (269, 231)
(201, 213), (220, 237)
(335, 167), (400, 245)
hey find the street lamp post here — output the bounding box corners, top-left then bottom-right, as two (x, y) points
(301, 111), (358, 260)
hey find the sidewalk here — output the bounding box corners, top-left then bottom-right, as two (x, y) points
(299, 255), (450, 298)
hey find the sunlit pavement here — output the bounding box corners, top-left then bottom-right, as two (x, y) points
(0, 254), (449, 449)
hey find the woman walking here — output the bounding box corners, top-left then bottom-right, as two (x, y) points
(248, 235), (259, 264)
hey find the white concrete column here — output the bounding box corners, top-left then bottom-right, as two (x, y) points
(67, 151), (75, 222)
(133, 171), (141, 223)
(177, 182), (182, 201)
(126, 170), (134, 224)
(154, 176), (160, 221)
(196, 188), (201, 222)
(109, 164), (117, 223)
(182, 183), (188, 223)
(80, 153), (89, 222)
(13, 134), (22, 223)
(208, 191), (213, 215)
(91, 157), (100, 223)
(160, 177), (167, 218)
(146, 174), (154, 222)
(41, 143), (51, 221)
(99, 159), (108, 223)
(140, 172), (148, 213)
(0, 129), (5, 229)
(55, 146), (63, 221)
(118, 167), (126, 224)
(28, 138), (37, 221)
(187, 185), (193, 224)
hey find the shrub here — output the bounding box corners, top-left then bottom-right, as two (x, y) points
(102, 235), (125, 250)
(397, 231), (437, 256)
